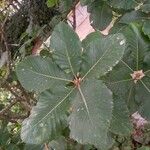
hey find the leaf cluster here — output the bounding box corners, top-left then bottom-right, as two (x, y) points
(16, 22), (126, 149)
(11, 0), (150, 149)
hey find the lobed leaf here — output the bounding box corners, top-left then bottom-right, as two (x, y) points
(16, 22), (128, 148)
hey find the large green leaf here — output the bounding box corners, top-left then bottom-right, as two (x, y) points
(87, 0), (113, 31)
(16, 56), (71, 92)
(69, 79), (113, 149)
(103, 23), (150, 119)
(82, 31), (103, 48)
(50, 22), (82, 76)
(142, 20), (150, 39)
(110, 95), (133, 135)
(81, 32), (126, 78)
(122, 23), (150, 70)
(21, 85), (75, 144)
(16, 22), (127, 148)
(102, 59), (136, 113)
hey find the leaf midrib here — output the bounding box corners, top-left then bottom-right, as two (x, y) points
(25, 68), (72, 82)
(78, 86), (94, 127)
(78, 86), (90, 117)
(82, 41), (115, 80)
(65, 48), (76, 78)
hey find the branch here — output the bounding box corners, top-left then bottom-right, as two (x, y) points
(0, 51), (8, 68)
(0, 112), (28, 123)
(0, 114), (18, 123)
(0, 98), (18, 115)
(2, 83), (23, 101)
(72, 5), (76, 30)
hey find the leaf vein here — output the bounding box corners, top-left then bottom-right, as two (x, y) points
(26, 87), (75, 130)
(26, 68), (72, 82)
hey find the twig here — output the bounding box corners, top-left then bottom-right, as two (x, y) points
(0, 112), (28, 123)
(2, 83), (23, 101)
(0, 111), (29, 123)
(72, 6), (76, 30)
(8, 113), (28, 120)
(2, 82), (31, 111)
(0, 114), (18, 123)
(0, 98), (18, 115)
(19, 101), (31, 112)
